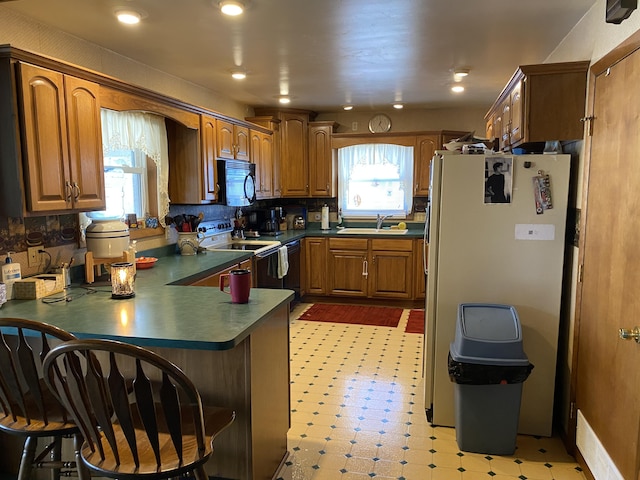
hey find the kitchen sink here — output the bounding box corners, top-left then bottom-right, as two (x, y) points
(336, 228), (408, 235)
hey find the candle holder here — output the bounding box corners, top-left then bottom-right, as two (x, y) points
(111, 262), (135, 299)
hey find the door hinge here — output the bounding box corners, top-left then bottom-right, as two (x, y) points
(578, 263), (584, 282)
(580, 116), (595, 136)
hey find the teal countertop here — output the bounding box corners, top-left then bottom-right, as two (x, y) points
(0, 227), (421, 350)
(0, 249), (294, 351)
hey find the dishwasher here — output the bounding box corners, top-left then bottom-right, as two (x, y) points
(254, 240), (301, 303)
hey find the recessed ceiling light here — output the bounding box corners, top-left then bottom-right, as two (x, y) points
(279, 96), (291, 104)
(219, 0), (245, 16)
(343, 105), (353, 111)
(231, 69), (247, 80)
(393, 103), (404, 109)
(453, 68), (470, 82)
(451, 85), (465, 93)
(116, 9), (143, 25)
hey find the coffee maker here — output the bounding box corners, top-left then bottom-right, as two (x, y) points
(248, 208), (283, 236)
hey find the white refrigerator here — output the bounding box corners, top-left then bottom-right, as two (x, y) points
(423, 151), (570, 437)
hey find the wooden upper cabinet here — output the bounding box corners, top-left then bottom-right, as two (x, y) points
(250, 129), (274, 199)
(414, 134), (438, 197)
(253, 108), (315, 198)
(200, 115), (219, 202)
(216, 118), (250, 161)
(485, 61), (589, 150)
(166, 116), (205, 204)
(280, 112), (309, 197)
(18, 62), (105, 213)
(246, 115), (282, 197)
(308, 121), (337, 197)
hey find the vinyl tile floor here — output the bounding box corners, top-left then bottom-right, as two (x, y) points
(278, 303), (586, 480)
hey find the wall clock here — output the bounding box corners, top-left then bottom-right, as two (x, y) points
(368, 114), (392, 133)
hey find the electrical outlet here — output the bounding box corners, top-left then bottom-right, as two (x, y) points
(351, 121), (358, 131)
(314, 212), (321, 221)
(28, 246), (42, 267)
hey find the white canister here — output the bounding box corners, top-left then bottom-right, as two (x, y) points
(86, 219), (130, 258)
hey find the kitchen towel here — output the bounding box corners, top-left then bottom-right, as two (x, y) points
(277, 245), (289, 279)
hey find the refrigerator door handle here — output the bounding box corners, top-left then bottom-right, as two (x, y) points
(423, 204), (429, 275)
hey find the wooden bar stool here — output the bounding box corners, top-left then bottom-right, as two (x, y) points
(0, 318), (88, 480)
(43, 338), (236, 480)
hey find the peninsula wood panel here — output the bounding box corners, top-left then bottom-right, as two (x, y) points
(148, 304), (290, 480)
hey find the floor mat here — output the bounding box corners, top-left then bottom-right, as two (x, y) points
(298, 303), (403, 328)
(405, 309), (425, 334)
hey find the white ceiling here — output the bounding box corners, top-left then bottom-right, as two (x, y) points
(2, 0), (596, 113)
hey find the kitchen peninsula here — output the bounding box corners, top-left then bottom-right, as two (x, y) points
(0, 250), (294, 480)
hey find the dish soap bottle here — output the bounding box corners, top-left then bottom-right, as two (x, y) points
(2, 252), (22, 300)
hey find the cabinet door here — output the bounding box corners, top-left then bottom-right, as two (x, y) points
(308, 123), (336, 197)
(216, 119), (235, 160)
(217, 119), (250, 161)
(414, 238), (426, 299)
(64, 75), (105, 210)
(509, 80), (523, 145)
(251, 130), (274, 199)
(328, 239), (369, 297)
(19, 63), (71, 212)
(260, 133), (274, 197)
(485, 114), (495, 143)
(201, 115), (219, 201)
(414, 135), (438, 196)
(280, 112), (309, 197)
(500, 99), (511, 150)
(369, 239), (414, 299)
(234, 125), (250, 161)
(304, 237), (327, 294)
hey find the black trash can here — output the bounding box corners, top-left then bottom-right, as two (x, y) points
(448, 303), (533, 455)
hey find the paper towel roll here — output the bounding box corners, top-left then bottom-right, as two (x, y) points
(321, 205), (330, 230)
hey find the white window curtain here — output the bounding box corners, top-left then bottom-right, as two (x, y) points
(338, 143), (413, 218)
(100, 109), (170, 226)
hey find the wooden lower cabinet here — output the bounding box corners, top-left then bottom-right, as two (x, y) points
(324, 238), (415, 300)
(304, 237), (328, 294)
(328, 238), (369, 297)
(189, 259), (252, 287)
(369, 239), (413, 300)
(414, 238), (427, 299)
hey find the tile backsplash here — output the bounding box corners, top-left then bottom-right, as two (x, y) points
(0, 214), (78, 255)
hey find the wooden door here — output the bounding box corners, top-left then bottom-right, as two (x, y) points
(369, 250), (413, 299)
(280, 112), (308, 197)
(304, 237), (327, 294)
(18, 62), (70, 212)
(575, 44), (640, 480)
(216, 119), (235, 160)
(414, 134), (438, 196)
(414, 238), (426, 299)
(308, 123), (335, 197)
(234, 125), (250, 161)
(509, 79), (523, 145)
(200, 115), (218, 202)
(64, 75), (105, 210)
(328, 238), (368, 297)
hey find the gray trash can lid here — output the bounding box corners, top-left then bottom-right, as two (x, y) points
(450, 303), (529, 366)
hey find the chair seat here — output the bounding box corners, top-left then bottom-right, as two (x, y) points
(81, 401), (235, 477)
(0, 383), (77, 436)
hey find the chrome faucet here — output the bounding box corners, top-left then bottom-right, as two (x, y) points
(376, 213), (391, 230)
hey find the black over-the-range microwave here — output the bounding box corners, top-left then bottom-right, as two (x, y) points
(217, 159), (256, 206)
